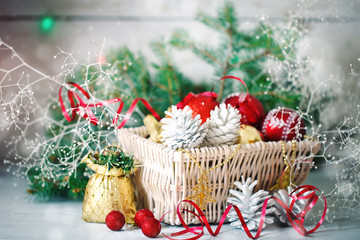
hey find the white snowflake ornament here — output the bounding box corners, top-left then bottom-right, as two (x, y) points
(160, 105), (208, 149)
(203, 103), (241, 146)
(227, 176), (276, 231)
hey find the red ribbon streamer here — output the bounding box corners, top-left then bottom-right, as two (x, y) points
(161, 185), (327, 239)
(220, 75), (249, 95)
(59, 76), (246, 127)
(59, 82), (161, 128)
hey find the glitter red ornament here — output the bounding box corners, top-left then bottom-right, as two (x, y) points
(105, 211), (125, 231)
(261, 107), (306, 141)
(134, 209), (155, 228)
(222, 92), (265, 128)
(141, 218), (161, 238)
(176, 92), (219, 124)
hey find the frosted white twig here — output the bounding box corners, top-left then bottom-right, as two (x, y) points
(0, 39), (137, 189)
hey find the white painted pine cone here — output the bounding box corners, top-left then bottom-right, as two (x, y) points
(227, 176), (276, 231)
(203, 103), (241, 146)
(272, 186), (306, 224)
(161, 105), (208, 149)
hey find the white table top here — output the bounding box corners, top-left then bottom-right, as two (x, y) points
(1, 167), (359, 240)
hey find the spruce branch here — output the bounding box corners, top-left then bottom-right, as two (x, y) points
(170, 30), (223, 66)
(217, 64), (230, 101)
(194, 46), (224, 66)
(151, 39), (182, 104)
(231, 49), (271, 69)
(167, 73), (174, 105)
(196, 12), (229, 34)
(123, 72), (140, 99)
(218, 1), (238, 35)
(170, 65), (181, 98)
(150, 40), (172, 65)
(153, 82), (168, 91)
(196, 2), (238, 35)
(210, 2), (239, 101)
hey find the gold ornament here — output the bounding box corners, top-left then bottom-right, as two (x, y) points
(81, 150), (137, 224)
(270, 140), (296, 191)
(180, 143), (241, 210)
(143, 114), (163, 143)
(185, 172), (216, 209)
(236, 124), (263, 145)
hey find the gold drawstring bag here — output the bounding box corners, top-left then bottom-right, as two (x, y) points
(81, 146), (136, 224)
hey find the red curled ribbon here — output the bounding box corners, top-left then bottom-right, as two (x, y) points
(220, 75), (249, 95)
(59, 76), (246, 127)
(59, 82), (161, 128)
(161, 185), (327, 239)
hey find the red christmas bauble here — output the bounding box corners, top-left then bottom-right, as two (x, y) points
(134, 209), (155, 228)
(105, 211), (125, 231)
(176, 92), (219, 124)
(261, 107), (306, 141)
(223, 92), (265, 128)
(141, 218), (161, 238)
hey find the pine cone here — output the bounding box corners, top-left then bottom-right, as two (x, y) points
(203, 103), (241, 146)
(160, 106), (208, 149)
(272, 186), (306, 225)
(227, 176), (275, 231)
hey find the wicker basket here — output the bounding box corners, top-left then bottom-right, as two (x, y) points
(117, 126), (320, 225)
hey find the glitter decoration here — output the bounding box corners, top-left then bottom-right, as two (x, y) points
(322, 105), (360, 222)
(185, 172), (216, 210)
(180, 143), (242, 210)
(270, 140), (297, 191)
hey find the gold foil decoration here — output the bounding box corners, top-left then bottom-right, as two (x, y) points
(180, 143), (242, 210)
(185, 172), (216, 209)
(270, 140), (296, 191)
(81, 158), (136, 224)
(236, 124), (263, 145)
(143, 114), (163, 143)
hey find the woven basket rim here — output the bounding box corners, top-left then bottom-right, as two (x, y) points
(118, 125), (320, 153)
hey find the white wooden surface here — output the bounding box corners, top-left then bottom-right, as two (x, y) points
(1, 167), (359, 240)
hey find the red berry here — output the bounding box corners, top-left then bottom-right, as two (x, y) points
(105, 211), (125, 231)
(141, 218), (161, 238)
(134, 209), (154, 228)
(176, 92), (219, 124)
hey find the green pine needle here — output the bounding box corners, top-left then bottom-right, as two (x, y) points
(87, 147), (135, 174)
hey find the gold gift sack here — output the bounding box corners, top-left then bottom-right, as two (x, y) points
(81, 147), (136, 224)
